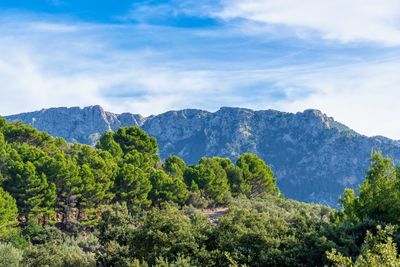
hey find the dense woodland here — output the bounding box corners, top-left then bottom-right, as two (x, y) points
(1, 116), (400, 266)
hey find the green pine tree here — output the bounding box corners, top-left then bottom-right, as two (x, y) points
(0, 188), (18, 239)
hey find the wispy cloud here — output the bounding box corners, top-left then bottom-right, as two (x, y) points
(1, 4), (400, 139)
(0, 14), (301, 116)
(216, 0), (400, 46)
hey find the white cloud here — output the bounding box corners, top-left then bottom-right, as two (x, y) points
(0, 16), (270, 116)
(216, 0), (400, 45)
(2, 13), (400, 140)
(264, 57), (400, 139)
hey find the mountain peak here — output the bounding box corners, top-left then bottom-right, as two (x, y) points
(5, 105), (400, 207)
(5, 105), (142, 145)
(87, 104), (106, 112)
(302, 108), (324, 116)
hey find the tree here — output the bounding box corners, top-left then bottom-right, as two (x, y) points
(96, 131), (123, 159)
(236, 153), (279, 198)
(164, 155), (186, 179)
(339, 152), (400, 224)
(0, 116), (7, 131)
(0, 188), (18, 239)
(184, 158), (231, 205)
(113, 127), (158, 155)
(208, 157), (243, 196)
(327, 225), (400, 267)
(124, 150), (158, 172)
(0, 132), (8, 172)
(215, 201), (291, 266)
(4, 160), (56, 218)
(3, 122), (53, 149)
(44, 153), (82, 222)
(72, 145), (118, 214)
(97, 203), (136, 266)
(149, 169), (188, 206)
(114, 163), (152, 211)
(96, 127), (160, 172)
(78, 164), (101, 212)
(97, 203), (135, 245)
(131, 205), (202, 265)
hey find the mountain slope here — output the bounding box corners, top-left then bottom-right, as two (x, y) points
(6, 105), (400, 206)
(5, 106), (146, 144)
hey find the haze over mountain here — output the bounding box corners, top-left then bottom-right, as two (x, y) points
(6, 105), (400, 206)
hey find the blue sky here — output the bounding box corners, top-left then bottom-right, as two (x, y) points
(1, 0), (400, 138)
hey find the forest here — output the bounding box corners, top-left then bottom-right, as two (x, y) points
(1, 116), (400, 266)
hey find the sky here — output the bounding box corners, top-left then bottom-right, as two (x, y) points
(1, 1), (400, 139)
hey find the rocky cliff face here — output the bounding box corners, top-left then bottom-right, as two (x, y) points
(5, 106), (145, 144)
(6, 105), (400, 206)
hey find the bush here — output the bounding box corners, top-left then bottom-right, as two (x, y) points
(22, 219), (66, 245)
(131, 205), (205, 265)
(22, 241), (96, 267)
(0, 243), (23, 267)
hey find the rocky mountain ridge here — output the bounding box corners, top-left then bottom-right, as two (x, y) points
(6, 105), (400, 206)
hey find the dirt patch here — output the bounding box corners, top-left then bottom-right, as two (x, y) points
(201, 207), (228, 224)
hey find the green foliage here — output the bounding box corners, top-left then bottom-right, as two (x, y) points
(4, 160), (56, 217)
(22, 241), (96, 267)
(114, 126), (158, 155)
(96, 131), (123, 158)
(0, 243), (23, 267)
(0, 132), (9, 174)
(73, 144), (118, 206)
(97, 203), (135, 245)
(339, 152), (400, 224)
(327, 225), (400, 267)
(214, 196), (333, 267)
(0, 188), (18, 239)
(149, 169), (188, 206)
(164, 155), (186, 178)
(99, 240), (135, 267)
(96, 203), (140, 266)
(131, 204), (208, 265)
(115, 163), (152, 210)
(124, 150), (158, 171)
(5, 230), (29, 249)
(22, 219), (66, 245)
(154, 255), (192, 267)
(5, 117), (400, 266)
(3, 122), (52, 148)
(184, 157), (232, 206)
(216, 158), (243, 196)
(236, 153), (279, 198)
(44, 153), (81, 221)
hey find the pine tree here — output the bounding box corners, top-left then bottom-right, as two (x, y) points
(339, 151), (400, 224)
(44, 154), (82, 222)
(164, 155), (186, 178)
(0, 132), (8, 175)
(96, 131), (123, 159)
(0, 188), (18, 239)
(184, 158), (231, 205)
(149, 169), (188, 206)
(236, 153), (279, 198)
(115, 163), (152, 211)
(4, 161), (56, 218)
(113, 126), (158, 155)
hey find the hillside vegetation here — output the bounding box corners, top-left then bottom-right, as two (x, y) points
(1, 117), (400, 266)
(9, 105), (400, 207)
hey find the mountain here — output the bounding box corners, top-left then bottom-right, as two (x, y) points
(6, 105), (400, 206)
(5, 106), (146, 145)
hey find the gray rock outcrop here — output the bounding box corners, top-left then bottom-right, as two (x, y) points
(6, 105), (400, 206)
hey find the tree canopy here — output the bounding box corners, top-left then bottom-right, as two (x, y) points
(2, 117), (400, 266)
